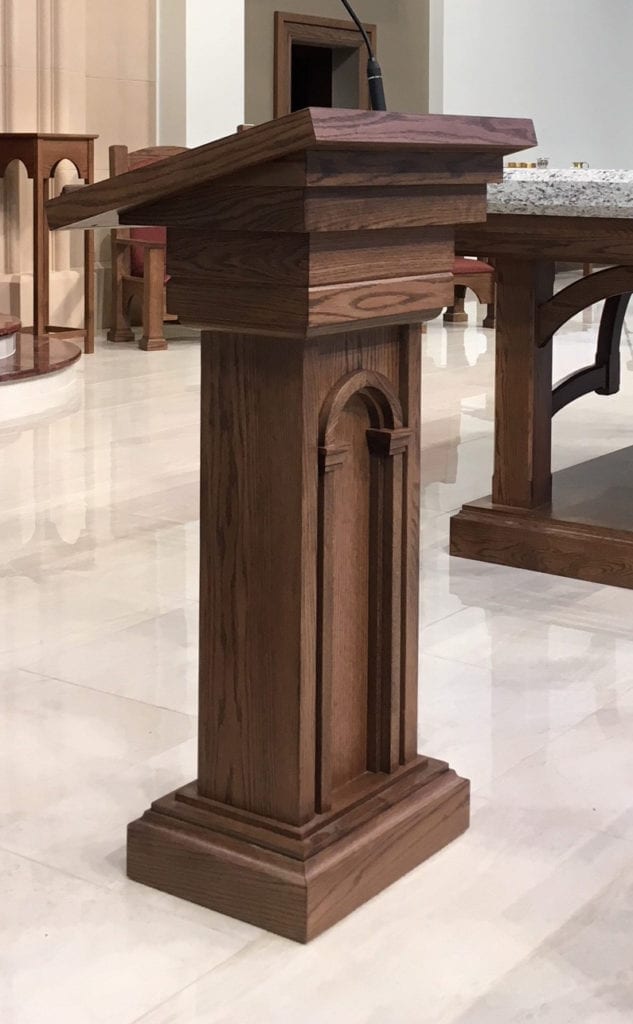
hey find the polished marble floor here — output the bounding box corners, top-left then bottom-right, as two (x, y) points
(2, 296), (633, 1022)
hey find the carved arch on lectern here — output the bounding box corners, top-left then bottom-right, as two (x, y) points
(319, 369), (403, 443)
(316, 369), (411, 814)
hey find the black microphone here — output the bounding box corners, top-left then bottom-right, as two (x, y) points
(338, 0), (387, 111)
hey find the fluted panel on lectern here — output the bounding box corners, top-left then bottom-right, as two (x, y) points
(317, 367), (410, 812)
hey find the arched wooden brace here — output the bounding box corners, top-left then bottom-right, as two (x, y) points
(552, 292), (632, 415)
(316, 370), (410, 812)
(537, 265), (633, 345)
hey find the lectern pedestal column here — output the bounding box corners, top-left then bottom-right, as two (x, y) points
(128, 322), (469, 942)
(46, 106), (537, 941)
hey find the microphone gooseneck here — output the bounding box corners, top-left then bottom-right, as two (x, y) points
(338, 0), (387, 111)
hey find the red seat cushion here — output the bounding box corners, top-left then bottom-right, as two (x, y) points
(129, 226), (169, 282)
(453, 257), (494, 275)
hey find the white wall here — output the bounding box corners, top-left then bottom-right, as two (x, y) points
(432, 0), (633, 169)
(186, 0), (245, 145)
(157, 0), (245, 148)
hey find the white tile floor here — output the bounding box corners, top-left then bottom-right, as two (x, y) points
(3, 297), (633, 1022)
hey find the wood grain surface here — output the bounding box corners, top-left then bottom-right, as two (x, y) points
(538, 264), (633, 343)
(492, 258), (555, 509)
(457, 214), (633, 264)
(128, 765), (469, 943)
(47, 108), (535, 231)
(167, 273), (453, 337)
(116, 185), (486, 233)
(42, 109), (532, 940)
(165, 227), (454, 288)
(452, 207), (633, 593)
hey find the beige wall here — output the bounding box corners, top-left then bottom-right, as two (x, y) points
(245, 0), (430, 125)
(157, 0), (245, 147)
(0, 0), (156, 329)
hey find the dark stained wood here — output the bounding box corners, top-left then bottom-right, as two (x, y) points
(399, 326), (421, 764)
(456, 214), (633, 264)
(331, 394), (371, 787)
(492, 258), (555, 508)
(1, 133), (95, 353)
(210, 150), (505, 191)
(122, 184), (487, 233)
(47, 108), (537, 231)
(444, 258), (495, 327)
(128, 765), (469, 943)
(305, 150), (504, 187)
(309, 228), (454, 284)
(167, 272), (453, 337)
(367, 425), (410, 773)
(0, 132), (97, 178)
(197, 331), (315, 823)
(48, 110), (532, 941)
(196, 324), (428, 824)
(552, 292), (629, 414)
(452, 206), (633, 590)
(451, 445), (633, 589)
(538, 264), (633, 343)
(173, 755), (435, 857)
(166, 227), (454, 287)
(107, 144), (188, 351)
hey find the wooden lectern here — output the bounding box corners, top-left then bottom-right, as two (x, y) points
(47, 109), (535, 942)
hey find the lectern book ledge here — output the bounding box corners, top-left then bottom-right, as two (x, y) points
(47, 108), (536, 942)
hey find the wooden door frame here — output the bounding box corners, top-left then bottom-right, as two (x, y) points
(274, 11), (378, 118)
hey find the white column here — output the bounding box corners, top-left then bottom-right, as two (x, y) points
(157, 0), (245, 148)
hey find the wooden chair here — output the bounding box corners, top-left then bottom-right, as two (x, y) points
(107, 145), (187, 350)
(444, 257), (496, 329)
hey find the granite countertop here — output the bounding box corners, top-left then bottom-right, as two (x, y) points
(488, 168), (633, 218)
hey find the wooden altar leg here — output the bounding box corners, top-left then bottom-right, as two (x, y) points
(450, 259), (568, 572)
(492, 258), (555, 509)
(139, 247), (168, 351)
(107, 241), (135, 344)
(83, 145), (95, 354)
(84, 229), (95, 354)
(33, 174), (49, 338)
(443, 284), (469, 324)
(127, 324), (469, 942)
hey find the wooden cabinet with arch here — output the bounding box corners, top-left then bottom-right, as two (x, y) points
(0, 133), (95, 352)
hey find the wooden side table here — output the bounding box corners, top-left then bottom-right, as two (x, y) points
(0, 133), (97, 353)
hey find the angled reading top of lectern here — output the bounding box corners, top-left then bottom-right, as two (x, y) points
(48, 107), (534, 338)
(47, 108), (535, 942)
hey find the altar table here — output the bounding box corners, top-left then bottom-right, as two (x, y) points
(451, 169), (633, 589)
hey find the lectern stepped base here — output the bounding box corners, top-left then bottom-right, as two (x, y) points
(127, 760), (469, 943)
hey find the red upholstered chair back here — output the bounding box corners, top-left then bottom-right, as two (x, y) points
(109, 145), (187, 278)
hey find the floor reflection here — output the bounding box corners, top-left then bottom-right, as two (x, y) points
(1, 307), (633, 1022)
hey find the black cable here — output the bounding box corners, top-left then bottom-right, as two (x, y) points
(338, 0), (387, 111)
(339, 0), (375, 58)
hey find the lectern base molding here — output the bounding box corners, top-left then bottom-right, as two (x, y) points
(127, 758), (469, 943)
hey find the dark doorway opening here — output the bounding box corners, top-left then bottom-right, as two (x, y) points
(291, 45), (333, 111)
(275, 13), (377, 118)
